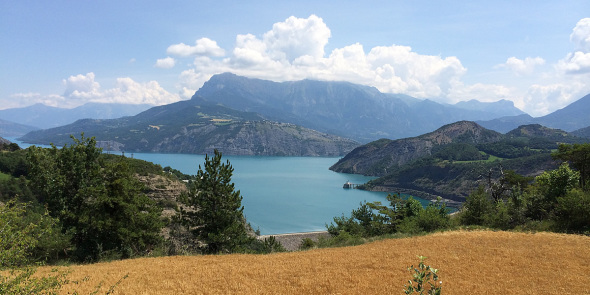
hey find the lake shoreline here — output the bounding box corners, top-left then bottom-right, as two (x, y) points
(366, 185), (463, 208)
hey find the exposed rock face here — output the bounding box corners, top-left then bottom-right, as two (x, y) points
(330, 121), (501, 176)
(20, 100), (359, 157)
(151, 121), (358, 156)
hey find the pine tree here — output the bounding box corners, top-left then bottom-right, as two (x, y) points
(180, 149), (250, 254)
(27, 134), (163, 261)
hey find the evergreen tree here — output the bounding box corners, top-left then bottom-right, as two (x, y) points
(27, 134), (163, 261)
(180, 149), (250, 254)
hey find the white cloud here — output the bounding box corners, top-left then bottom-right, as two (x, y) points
(63, 72), (101, 99)
(571, 18), (590, 52)
(262, 15), (330, 62)
(4, 93), (65, 109)
(557, 51), (590, 74)
(496, 57), (545, 75)
(557, 18), (590, 74)
(521, 82), (587, 116)
(171, 15), (467, 100)
(4, 73), (181, 109)
(155, 57), (176, 69)
(167, 38), (225, 57)
(100, 78), (180, 105)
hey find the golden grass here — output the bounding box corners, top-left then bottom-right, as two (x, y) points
(43, 230), (590, 294)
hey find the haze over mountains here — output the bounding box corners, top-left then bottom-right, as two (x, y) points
(0, 103), (153, 134)
(5, 73), (590, 156)
(477, 93), (590, 133)
(192, 73), (526, 142)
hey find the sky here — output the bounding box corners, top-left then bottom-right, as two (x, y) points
(1, 1), (590, 117)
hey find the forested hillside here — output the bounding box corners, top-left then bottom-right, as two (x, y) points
(331, 122), (590, 201)
(19, 99), (358, 156)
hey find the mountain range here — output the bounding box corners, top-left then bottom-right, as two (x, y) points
(192, 73), (526, 142)
(0, 102), (153, 135)
(0, 119), (38, 137)
(10, 73), (590, 157)
(477, 93), (590, 133)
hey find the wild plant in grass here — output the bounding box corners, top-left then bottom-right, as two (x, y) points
(404, 256), (442, 295)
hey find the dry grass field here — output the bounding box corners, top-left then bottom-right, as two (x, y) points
(43, 230), (590, 294)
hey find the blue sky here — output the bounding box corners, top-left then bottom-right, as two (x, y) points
(2, 1), (590, 116)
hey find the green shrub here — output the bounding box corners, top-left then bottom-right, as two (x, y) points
(299, 238), (316, 250)
(404, 256), (442, 295)
(459, 186), (493, 226)
(554, 189), (590, 232)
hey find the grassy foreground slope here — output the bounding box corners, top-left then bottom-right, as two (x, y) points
(45, 230), (589, 294)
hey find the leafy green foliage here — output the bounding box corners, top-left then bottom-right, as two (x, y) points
(459, 162), (590, 233)
(327, 194), (450, 239)
(432, 143), (486, 161)
(0, 148), (28, 177)
(404, 256), (442, 295)
(179, 149), (251, 254)
(27, 134), (164, 262)
(554, 189), (590, 232)
(553, 143), (590, 188)
(0, 200), (69, 295)
(459, 186), (493, 226)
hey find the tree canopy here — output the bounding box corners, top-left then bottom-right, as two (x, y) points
(27, 134), (163, 261)
(180, 149), (251, 254)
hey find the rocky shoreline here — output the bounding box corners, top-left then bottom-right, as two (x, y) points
(258, 231), (330, 251)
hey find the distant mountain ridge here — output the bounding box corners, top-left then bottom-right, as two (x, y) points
(478, 93), (590, 133)
(0, 102), (154, 130)
(19, 98), (359, 156)
(0, 118), (39, 137)
(193, 73), (526, 142)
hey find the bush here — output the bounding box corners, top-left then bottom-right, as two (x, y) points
(414, 203), (450, 232)
(459, 186), (493, 226)
(554, 189), (590, 232)
(299, 238), (316, 250)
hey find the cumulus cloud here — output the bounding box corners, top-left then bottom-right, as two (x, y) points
(170, 15), (467, 100)
(5, 73), (181, 109)
(557, 18), (590, 74)
(496, 57), (545, 75)
(63, 72), (101, 98)
(571, 18), (590, 52)
(158, 16), (590, 116)
(155, 57), (176, 69)
(167, 38), (225, 57)
(263, 15), (330, 62)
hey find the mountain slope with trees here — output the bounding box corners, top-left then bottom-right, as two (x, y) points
(331, 122), (590, 202)
(19, 98), (358, 156)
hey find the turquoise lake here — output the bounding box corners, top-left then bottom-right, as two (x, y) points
(129, 153), (431, 235)
(8, 138), (431, 235)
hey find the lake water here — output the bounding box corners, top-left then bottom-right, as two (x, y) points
(8, 138), (431, 235)
(131, 153), (433, 235)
